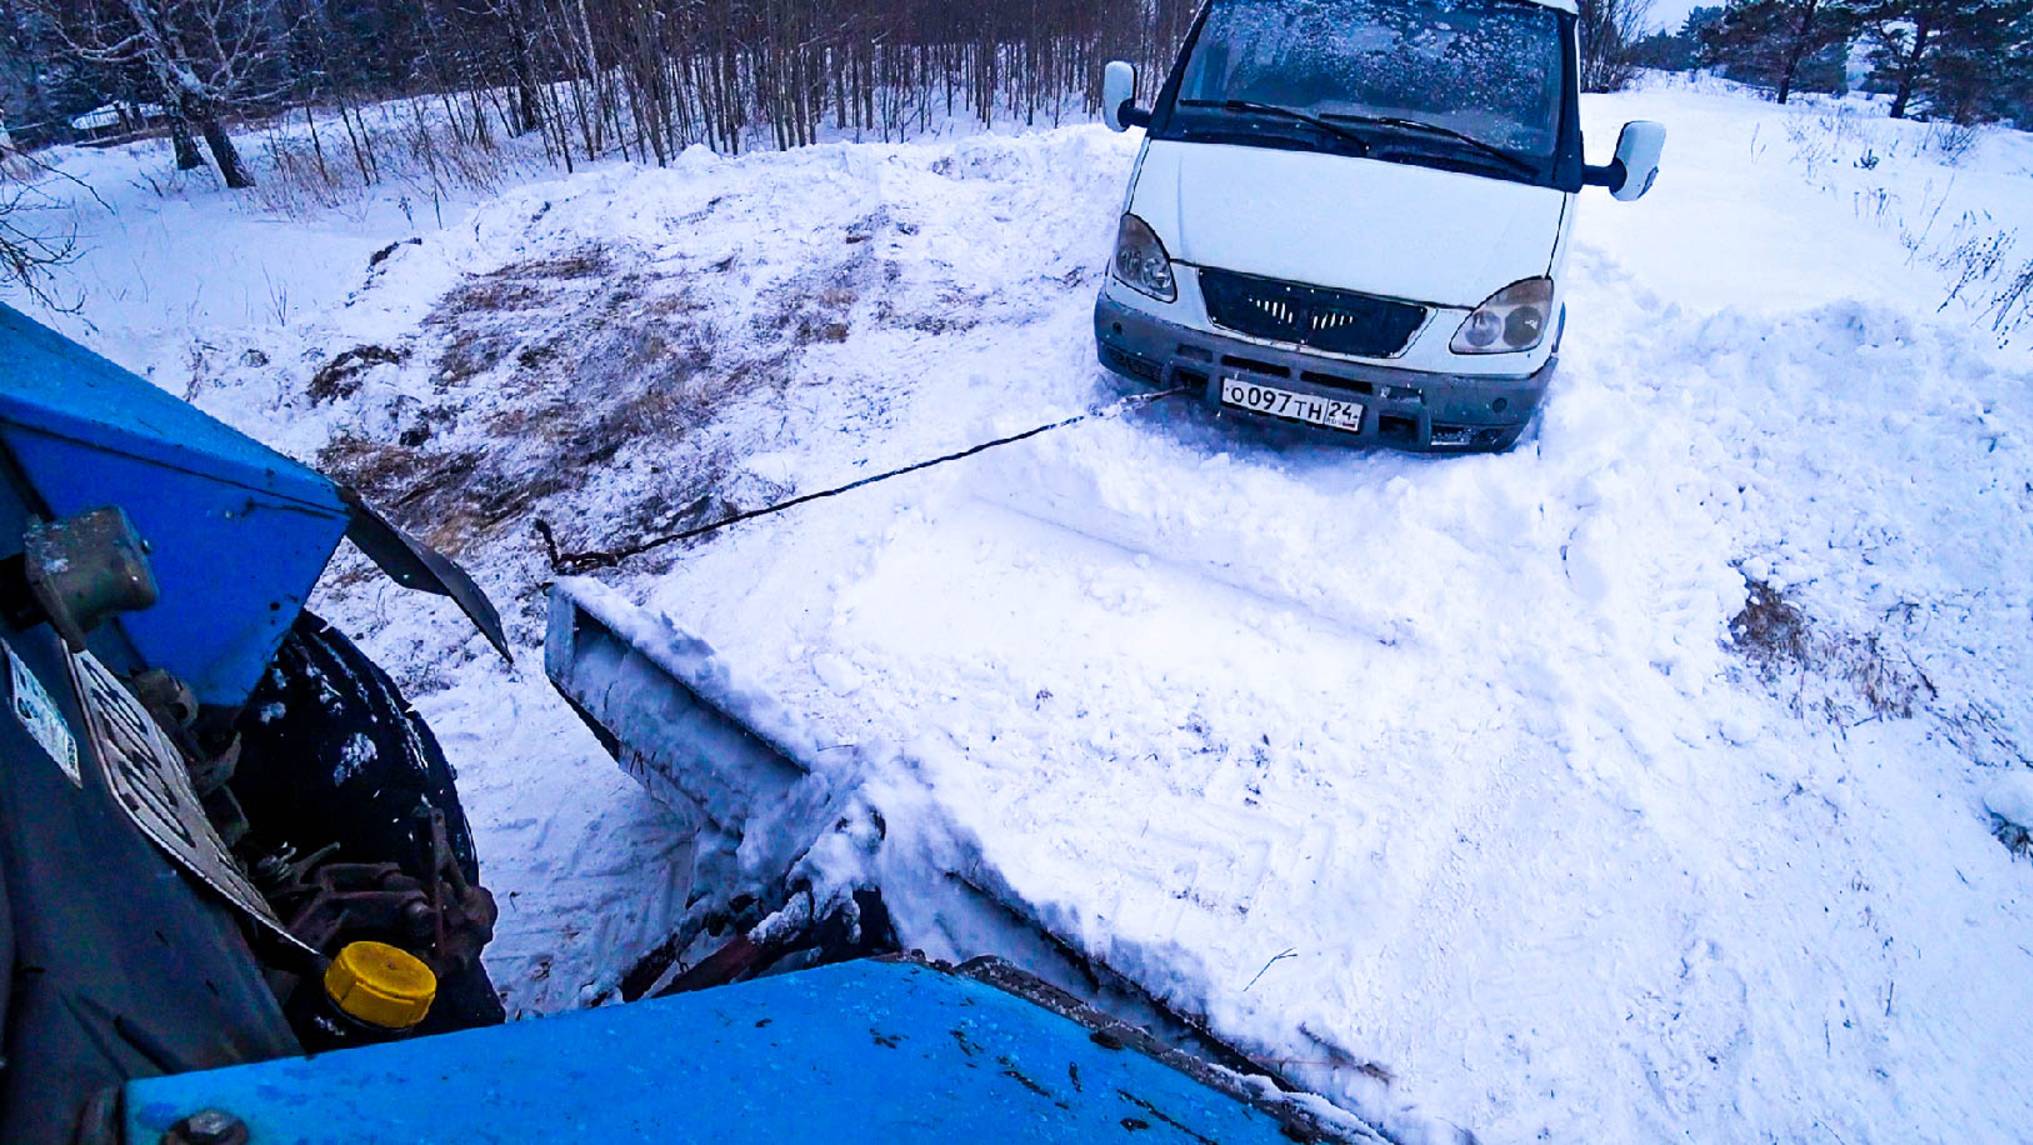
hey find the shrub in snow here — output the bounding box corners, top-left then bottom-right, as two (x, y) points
(1729, 577), (1928, 721)
(1985, 772), (2033, 857)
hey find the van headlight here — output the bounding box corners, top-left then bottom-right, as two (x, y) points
(1451, 278), (1554, 354)
(1111, 214), (1177, 303)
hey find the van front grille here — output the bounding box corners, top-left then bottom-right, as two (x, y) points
(1198, 268), (1427, 359)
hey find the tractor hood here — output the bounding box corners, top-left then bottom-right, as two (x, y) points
(0, 304), (507, 708)
(1128, 139), (1567, 308)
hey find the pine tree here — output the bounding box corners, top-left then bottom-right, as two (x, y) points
(1920, 0), (2033, 122)
(1699, 0), (1856, 102)
(1858, 0), (2031, 120)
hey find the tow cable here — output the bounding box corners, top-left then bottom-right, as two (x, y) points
(537, 385), (1190, 575)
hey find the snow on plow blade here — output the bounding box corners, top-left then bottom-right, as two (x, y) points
(544, 576), (813, 833)
(542, 578), (1382, 1144)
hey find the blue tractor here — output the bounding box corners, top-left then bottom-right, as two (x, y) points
(0, 302), (1374, 1144)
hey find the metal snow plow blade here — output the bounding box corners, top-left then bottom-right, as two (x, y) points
(542, 578), (1382, 1144)
(544, 576), (812, 832)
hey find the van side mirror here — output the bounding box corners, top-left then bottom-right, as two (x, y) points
(1102, 61), (1150, 132)
(1584, 120), (1666, 201)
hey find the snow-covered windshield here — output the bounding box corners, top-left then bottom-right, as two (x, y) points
(1175, 0), (1567, 159)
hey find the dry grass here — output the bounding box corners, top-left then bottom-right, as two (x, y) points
(247, 101), (548, 221)
(309, 344), (408, 403)
(1995, 814), (2033, 859)
(1730, 580), (2033, 775)
(311, 209), (963, 590)
(314, 244), (764, 563)
(1730, 578), (1934, 723)
(754, 256), (865, 346)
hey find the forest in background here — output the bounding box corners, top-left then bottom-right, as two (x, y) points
(1632, 0), (2032, 121)
(0, 0), (1204, 184)
(0, 0), (2024, 208)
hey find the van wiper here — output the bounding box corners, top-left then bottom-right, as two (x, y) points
(1179, 100), (1372, 154)
(1319, 113), (1535, 176)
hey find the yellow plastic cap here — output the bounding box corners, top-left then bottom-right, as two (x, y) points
(323, 941), (437, 1030)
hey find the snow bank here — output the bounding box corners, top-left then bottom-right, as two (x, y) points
(1988, 772), (2033, 834)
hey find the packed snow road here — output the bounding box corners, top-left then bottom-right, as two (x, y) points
(43, 79), (2033, 1141)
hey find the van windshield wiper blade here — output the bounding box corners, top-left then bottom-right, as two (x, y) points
(1319, 113), (1535, 175)
(1179, 100), (1373, 154)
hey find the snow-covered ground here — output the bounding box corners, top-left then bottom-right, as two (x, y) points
(16, 76), (2033, 1142)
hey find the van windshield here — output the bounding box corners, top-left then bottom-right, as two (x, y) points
(1171, 0), (1568, 165)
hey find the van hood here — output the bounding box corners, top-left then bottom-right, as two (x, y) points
(1128, 139), (1568, 308)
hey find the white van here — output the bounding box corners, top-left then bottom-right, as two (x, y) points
(1095, 0), (1664, 451)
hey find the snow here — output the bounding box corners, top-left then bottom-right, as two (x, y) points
(331, 731), (377, 784)
(68, 103), (167, 132)
(15, 76), (2033, 1141)
(1988, 772), (2033, 832)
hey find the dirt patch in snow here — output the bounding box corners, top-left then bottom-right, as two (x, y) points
(314, 196), (1035, 582)
(314, 246), (742, 560)
(1727, 576), (2033, 776)
(1729, 576), (1934, 723)
(310, 228), (942, 598)
(1996, 815), (2033, 858)
(309, 344), (408, 403)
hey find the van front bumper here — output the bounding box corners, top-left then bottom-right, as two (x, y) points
(1095, 294), (1553, 452)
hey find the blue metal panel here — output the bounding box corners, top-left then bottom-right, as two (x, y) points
(0, 305), (347, 706)
(123, 960), (1300, 1143)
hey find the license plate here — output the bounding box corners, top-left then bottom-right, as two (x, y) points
(1219, 377), (1364, 434)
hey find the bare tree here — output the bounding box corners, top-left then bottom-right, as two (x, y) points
(5, 0), (1208, 198)
(1579, 0), (1657, 91)
(0, 150), (83, 308)
(34, 0), (286, 186)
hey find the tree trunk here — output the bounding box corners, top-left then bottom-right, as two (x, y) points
(507, 0), (543, 137)
(338, 96), (377, 184)
(1889, 19), (1931, 119)
(305, 103), (330, 184)
(198, 112), (254, 188)
(1775, 0), (1820, 105)
(169, 114), (204, 170)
